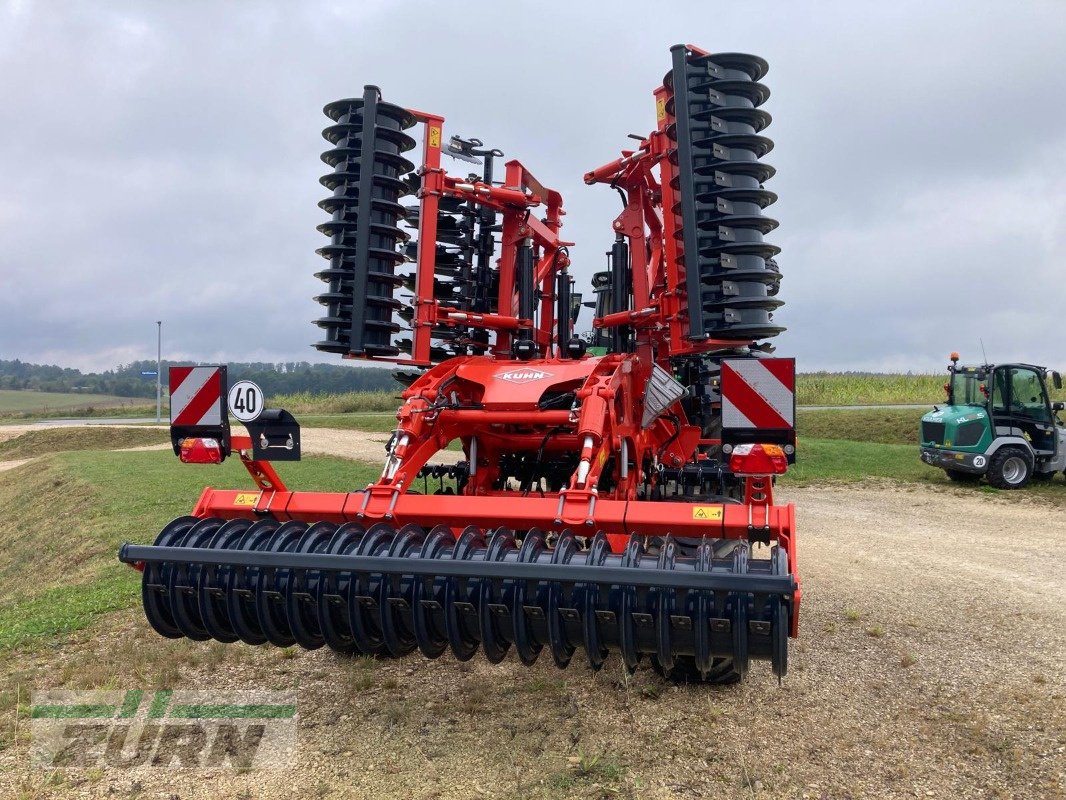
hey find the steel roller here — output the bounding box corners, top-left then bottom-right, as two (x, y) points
(123, 517), (793, 681)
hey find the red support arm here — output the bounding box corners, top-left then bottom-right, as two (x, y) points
(410, 111), (445, 366)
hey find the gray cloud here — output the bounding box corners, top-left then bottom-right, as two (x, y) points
(1, 0), (1064, 374)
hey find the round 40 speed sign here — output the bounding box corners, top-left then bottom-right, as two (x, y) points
(228, 380), (265, 423)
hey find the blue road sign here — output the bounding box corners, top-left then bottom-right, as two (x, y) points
(141, 371), (158, 377)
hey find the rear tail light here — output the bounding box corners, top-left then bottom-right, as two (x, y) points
(729, 443), (788, 475)
(179, 437), (223, 464)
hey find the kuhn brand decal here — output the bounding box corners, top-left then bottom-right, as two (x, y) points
(496, 369), (554, 385)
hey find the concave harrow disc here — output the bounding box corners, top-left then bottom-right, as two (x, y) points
(122, 517), (793, 682)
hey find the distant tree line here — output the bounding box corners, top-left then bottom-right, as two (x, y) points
(0, 358), (401, 397)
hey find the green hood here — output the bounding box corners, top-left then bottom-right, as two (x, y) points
(920, 405), (993, 451)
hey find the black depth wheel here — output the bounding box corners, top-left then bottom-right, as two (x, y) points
(986, 446), (1033, 490)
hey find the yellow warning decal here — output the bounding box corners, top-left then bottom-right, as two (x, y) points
(691, 505), (723, 521)
(428, 126), (442, 148)
(655, 97), (666, 122)
(234, 493), (259, 507)
(597, 448), (608, 468)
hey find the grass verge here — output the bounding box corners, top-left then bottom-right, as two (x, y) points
(0, 426), (169, 459)
(797, 408), (923, 446)
(0, 449), (381, 650)
(782, 439), (937, 484)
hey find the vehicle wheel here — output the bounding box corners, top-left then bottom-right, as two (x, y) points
(1032, 471), (1055, 482)
(945, 468), (980, 483)
(650, 655), (741, 685)
(986, 446), (1034, 490)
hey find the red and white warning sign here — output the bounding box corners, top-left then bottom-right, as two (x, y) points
(721, 358), (795, 430)
(169, 366), (225, 427)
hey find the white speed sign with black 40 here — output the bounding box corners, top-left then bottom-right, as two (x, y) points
(228, 380), (264, 423)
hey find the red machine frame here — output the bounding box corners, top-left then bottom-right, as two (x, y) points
(367, 108), (571, 368)
(175, 47), (803, 636)
(582, 43), (739, 359)
(137, 42), (801, 665)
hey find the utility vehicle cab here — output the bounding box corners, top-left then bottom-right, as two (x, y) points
(920, 352), (1066, 488)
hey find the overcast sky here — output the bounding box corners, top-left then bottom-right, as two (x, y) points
(1, 0), (1064, 374)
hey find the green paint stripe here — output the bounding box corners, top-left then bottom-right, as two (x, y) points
(147, 690), (172, 719)
(169, 704), (296, 719)
(31, 704), (116, 719)
(118, 690), (143, 718)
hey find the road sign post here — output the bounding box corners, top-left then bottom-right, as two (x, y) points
(156, 321), (162, 423)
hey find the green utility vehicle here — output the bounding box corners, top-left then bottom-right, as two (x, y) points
(920, 353), (1065, 489)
